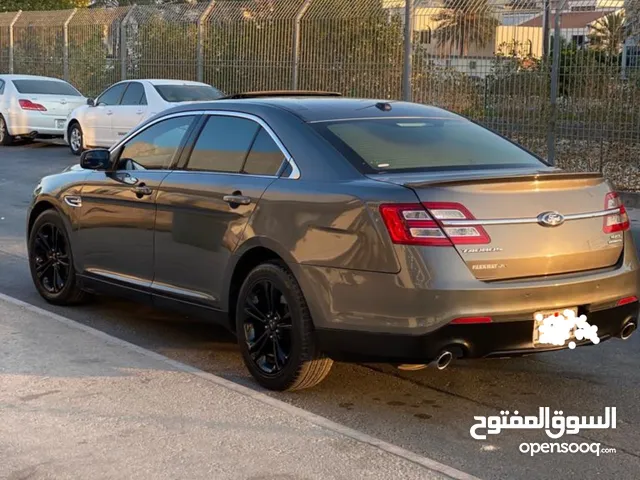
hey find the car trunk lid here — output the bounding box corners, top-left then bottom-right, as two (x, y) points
(372, 169), (627, 281)
(18, 94), (86, 117)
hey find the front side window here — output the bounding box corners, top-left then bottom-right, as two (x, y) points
(117, 115), (195, 170)
(311, 117), (545, 174)
(120, 82), (147, 106)
(0, 80), (5, 95)
(96, 83), (127, 106)
(11, 79), (81, 96)
(186, 116), (260, 173)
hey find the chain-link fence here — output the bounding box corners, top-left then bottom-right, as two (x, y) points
(1, 0), (639, 190)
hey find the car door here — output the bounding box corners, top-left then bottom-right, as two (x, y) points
(85, 83), (128, 147)
(111, 81), (149, 143)
(152, 112), (289, 310)
(76, 113), (198, 298)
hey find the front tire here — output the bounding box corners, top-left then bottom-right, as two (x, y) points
(0, 115), (14, 146)
(68, 122), (84, 156)
(236, 261), (333, 391)
(28, 210), (86, 305)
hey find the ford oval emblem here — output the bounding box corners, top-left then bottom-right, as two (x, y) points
(538, 211), (565, 227)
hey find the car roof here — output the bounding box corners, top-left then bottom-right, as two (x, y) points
(134, 79), (212, 86)
(161, 97), (460, 123)
(0, 74), (70, 82)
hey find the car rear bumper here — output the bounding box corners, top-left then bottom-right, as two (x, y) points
(315, 301), (639, 363)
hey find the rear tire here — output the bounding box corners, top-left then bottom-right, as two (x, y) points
(28, 210), (86, 305)
(0, 115), (14, 146)
(236, 261), (333, 391)
(68, 122), (83, 156)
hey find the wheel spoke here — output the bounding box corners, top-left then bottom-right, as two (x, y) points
(53, 266), (65, 292)
(272, 339), (280, 370)
(248, 330), (270, 358)
(274, 337), (288, 365)
(36, 259), (54, 278)
(262, 281), (274, 313)
(35, 232), (52, 252)
(51, 227), (59, 251)
(244, 301), (267, 323)
(57, 254), (70, 267)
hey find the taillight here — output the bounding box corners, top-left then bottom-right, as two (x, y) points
(617, 296), (638, 306)
(603, 192), (629, 233)
(424, 202), (491, 245)
(379, 202), (490, 246)
(19, 99), (47, 111)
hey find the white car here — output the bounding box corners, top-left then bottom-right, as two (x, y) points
(64, 79), (224, 155)
(0, 74), (87, 146)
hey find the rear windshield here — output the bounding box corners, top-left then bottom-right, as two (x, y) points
(154, 84), (223, 103)
(12, 79), (81, 96)
(311, 118), (545, 173)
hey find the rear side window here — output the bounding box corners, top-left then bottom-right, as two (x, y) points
(0, 80), (5, 95)
(154, 84), (223, 103)
(117, 116), (195, 170)
(312, 118), (544, 173)
(120, 82), (147, 106)
(243, 128), (286, 176)
(186, 116), (259, 173)
(11, 79), (81, 96)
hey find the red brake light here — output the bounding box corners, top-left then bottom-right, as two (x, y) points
(379, 202), (490, 246)
(450, 316), (493, 324)
(603, 192), (629, 233)
(617, 296), (638, 306)
(19, 99), (47, 111)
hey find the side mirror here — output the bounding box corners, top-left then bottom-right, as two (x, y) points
(80, 149), (110, 171)
(86, 98), (95, 106)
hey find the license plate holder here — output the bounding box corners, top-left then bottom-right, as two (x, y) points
(532, 307), (579, 347)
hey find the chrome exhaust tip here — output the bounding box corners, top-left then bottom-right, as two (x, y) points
(430, 350), (453, 370)
(620, 322), (637, 340)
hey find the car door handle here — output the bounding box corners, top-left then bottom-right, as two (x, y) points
(136, 109), (144, 115)
(223, 194), (251, 206)
(132, 185), (153, 197)
(106, 110), (113, 116)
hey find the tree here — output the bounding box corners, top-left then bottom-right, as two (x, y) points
(588, 11), (626, 56)
(433, 0), (500, 57)
(0, 0), (88, 12)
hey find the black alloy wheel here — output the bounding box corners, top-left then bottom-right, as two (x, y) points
(236, 261), (333, 391)
(28, 210), (86, 305)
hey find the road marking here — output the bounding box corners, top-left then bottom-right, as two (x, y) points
(0, 291), (480, 480)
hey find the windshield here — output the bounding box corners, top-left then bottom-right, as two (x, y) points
(154, 84), (223, 103)
(12, 79), (81, 96)
(312, 118), (545, 173)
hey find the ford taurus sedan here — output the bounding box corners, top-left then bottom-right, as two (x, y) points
(26, 94), (640, 391)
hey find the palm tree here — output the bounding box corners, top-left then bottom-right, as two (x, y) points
(588, 11), (626, 56)
(433, 0), (500, 57)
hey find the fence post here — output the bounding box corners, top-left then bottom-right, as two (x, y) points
(120, 5), (137, 81)
(291, 0), (312, 90)
(547, 1), (564, 167)
(63, 9), (78, 82)
(197, 1), (215, 83)
(541, 0), (550, 60)
(402, 0), (414, 102)
(8, 10), (22, 74)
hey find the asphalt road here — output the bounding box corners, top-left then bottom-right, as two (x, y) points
(2, 143), (640, 480)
